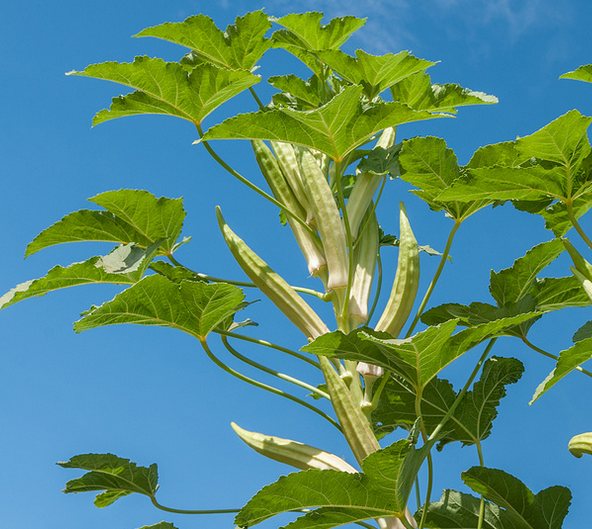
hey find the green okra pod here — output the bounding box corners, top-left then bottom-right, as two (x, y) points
(319, 356), (380, 465)
(375, 202), (420, 338)
(216, 207), (329, 340)
(231, 422), (357, 472)
(348, 208), (379, 328)
(251, 140), (327, 279)
(296, 148), (349, 296)
(347, 127), (397, 239)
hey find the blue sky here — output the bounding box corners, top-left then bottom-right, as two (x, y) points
(2, 1), (592, 528)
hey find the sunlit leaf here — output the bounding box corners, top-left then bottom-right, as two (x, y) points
(149, 261), (205, 283)
(235, 441), (424, 528)
(560, 65), (592, 84)
(315, 49), (434, 99)
(203, 86), (438, 161)
(398, 136), (491, 221)
(58, 453), (158, 508)
(391, 71), (498, 114)
(135, 11), (272, 71)
(74, 275), (244, 339)
(137, 524), (178, 529)
(271, 13), (365, 76)
(489, 239), (565, 306)
(26, 190), (185, 257)
(573, 320), (592, 342)
(462, 467), (571, 529)
(68, 57), (259, 126)
(268, 74), (325, 110)
(530, 336), (592, 403)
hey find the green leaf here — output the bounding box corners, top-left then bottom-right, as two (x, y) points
(268, 74), (325, 109)
(58, 453), (158, 507)
(235, 441), (424, 528)
(270, 13), (365, 76)
(149, 261), (205, 283)
(137, 524), (178, 529)
(462, 467), (571, 529)
(372, 375), (457, 438)
(391, 71), (498, 114)
(530, 276), (591, 311)
(135, 11), (272, 71)
(530, 336), (592, 403)
(68, 57), (259, 126)
(421, 489), (516, 529)
(0, 255), (137, 311)
(398, 136), (491, 221)
(315, 49), (435, 99)
(573, 320), (592, 342)
(560, 64), (592, 84)
(26, 190), (185, 257)
(203, 86), (438, 162)
(74, 275), (245, 340)
(356, 142), (402, 177)
(489, 239), (566, 306)
(439, 357), (524, 448)
(466, 141), (525, 169)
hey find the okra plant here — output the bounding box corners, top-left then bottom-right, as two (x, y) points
(4, 10), (592, 529)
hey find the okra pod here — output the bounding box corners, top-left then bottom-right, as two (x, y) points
(375, 202), (420, 338)
(347, 127), (397, 239)
(296, 148), (349, 295)
(231, 422), (357, 472)
(251, 140), (327, 278)
(563, 238), (592, 281)
(319, 356), (380, 465)
(348, 208), (379, 328)
(216, 207), (329, 340)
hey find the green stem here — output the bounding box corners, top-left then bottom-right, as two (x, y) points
(522, 336), (592, 378)
(567, 200), (592, 251)
(429, 339), (497, 443)
(405, 220), (461, 338)
(166, 255), (328, 300)
(367, 253), (384, 324)
(214, 328), (320, 368)
(151, 496), (239, 515)
(476, 442), (486, 529)
(199, 338), (341, 431)
(249, 87), (265, 111)
(195, 124), (318, 240)
(418, 452), (434, 529)
(221, 336), (330, 399)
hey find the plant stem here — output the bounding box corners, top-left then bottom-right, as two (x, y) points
(522, 336), (592, 378)
(367, 253), (384, 324)
(567, 200), (592, 251)
(417, 452), (434, 529)
(199, 338), (341, 431)
(249, 87), (265, 111)
(151, 496), (239, 515)
(166, 255), (329, 300)
(221, 336), (330, 399)
(195, 124), (318, 240)
(429, 339), (497, 443)
(214, 328), (320, 368)
(476, 442), (486, 529)
(405, 220), (461, 338)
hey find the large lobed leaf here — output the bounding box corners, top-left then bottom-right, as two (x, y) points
(26, 190), (185, 257)
(58, 453), (158, 507)
(235, 441), (425, 529)
(74, 275), (245, 340)
(202, 85), (439, 162)
(135, 11), (272, 71)
(68, 57), (259, 126)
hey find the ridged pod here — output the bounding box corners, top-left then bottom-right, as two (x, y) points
(347, 127), (397, 239)
(569, 432), (592, 458)
(375, 202), (420, 338)
(348, 208), (379, 328)
(251, 140), (327, 278)
(231, 422), (357, 472)
(296, 148), (349, 294)
(319, 356), (380, 465)
(216, 207), (329, 340)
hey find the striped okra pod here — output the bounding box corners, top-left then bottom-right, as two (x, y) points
(216, 207), (329, 340)
(319, 356), (380, 465)
(563, 239), (592, 302)
(231, 422), (357, 472)
(270, 141), (314, 223)
(375, 202), (420, 338)
(348, 208), (379, 328)
(347, 127), (397, 239)
(296, 147), (349, 297)
(251, 140), (327, 280)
